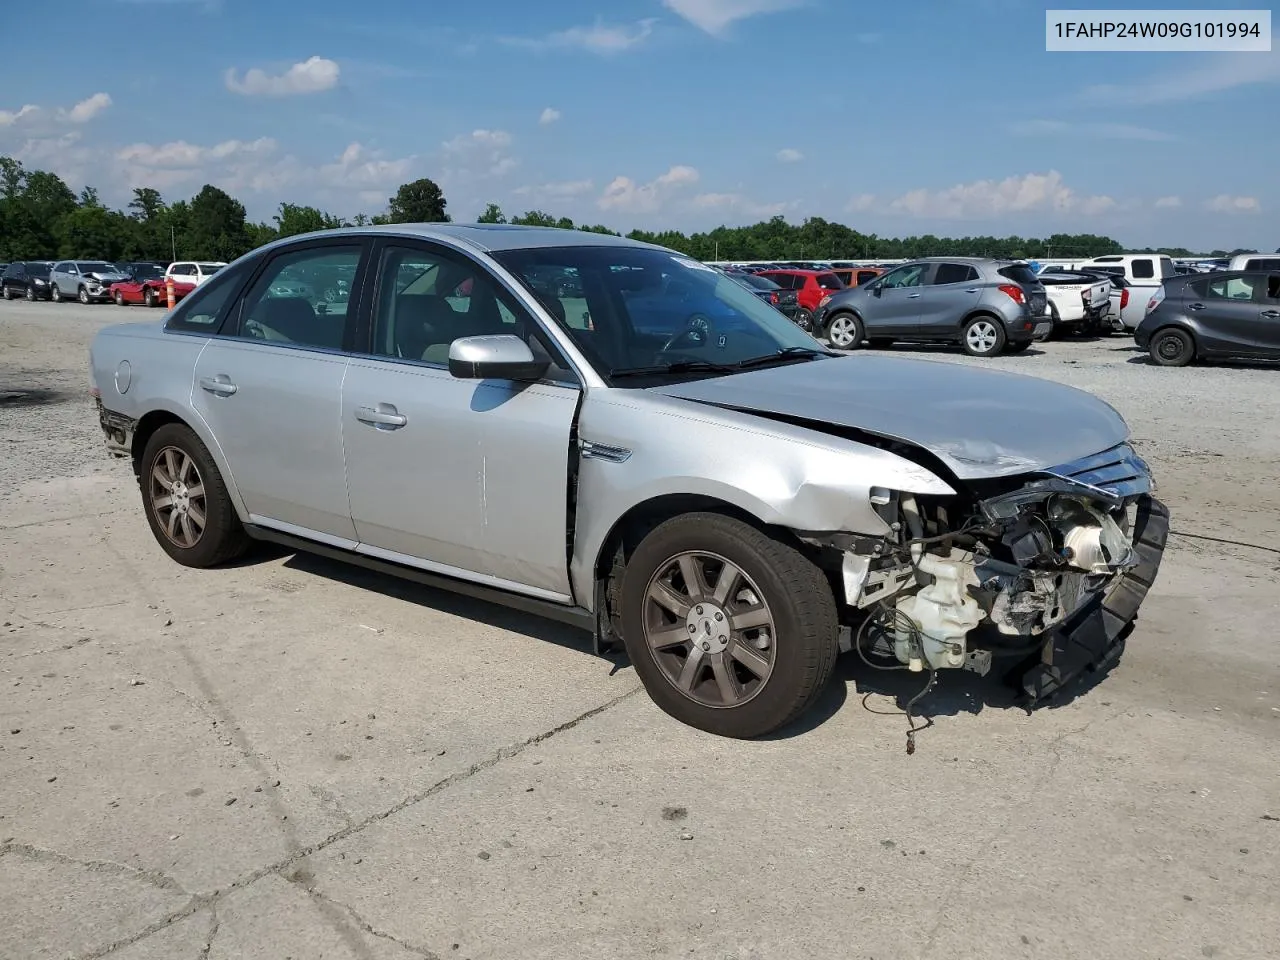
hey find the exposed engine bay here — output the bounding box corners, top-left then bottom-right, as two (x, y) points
(805, 443), (1169, 722)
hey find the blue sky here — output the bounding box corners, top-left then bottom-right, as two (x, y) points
(0, 0), (1275, 250)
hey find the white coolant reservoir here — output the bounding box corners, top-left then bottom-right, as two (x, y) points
(895, 551), (984, 670)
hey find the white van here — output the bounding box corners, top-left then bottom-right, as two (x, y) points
(1227, 253), (1280, 272)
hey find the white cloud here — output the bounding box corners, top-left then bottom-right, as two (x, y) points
(0, 105), (41, 127)
(320, 142), (414, 189)
(514, 179), (595, 200)
(502, 19), (656, 54)
(117, 137), (277, 169)
(63, 93), (113, 123)
(1154, 196), (1182, 209)
(1009, 118), (1175, 142)
(692, 192), (791, 218)
(776, 147), (803, 162)
(1082, 47), (1280, 105)
(845, 193), (877, 213)
(882, 171), (1116, 220)
(441, 129), (518, 179)
(662, 0), (804, 36)
(225, 56), (340, 96)
(1, 92), (112, 131)
(1206, 194), (1260, 214)
(598, 165), (700, 213)
(539, 107), (562, 125)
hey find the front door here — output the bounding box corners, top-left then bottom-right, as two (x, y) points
(341, 240), (581, 600)
(190, 240), (368, 543)
(864, 263), (931, 336)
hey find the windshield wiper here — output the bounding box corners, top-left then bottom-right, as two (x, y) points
(608, 359), (739, 379)
(735, 347), (831, 369)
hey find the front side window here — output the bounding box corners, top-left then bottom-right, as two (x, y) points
(879, 264), (929, 288)
(1132, 259), (1155, 279)
(234, 245), (362, 350)
(492, 245), (822, 382)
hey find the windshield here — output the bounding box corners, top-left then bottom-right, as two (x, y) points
(997, 264), (1040, 285)
(76, 261), (116, 273)
(734, 273), (780, 291)
(492, 245), (823, 382)
(132, 264), (164, 279)
(26, 262), (50, 277)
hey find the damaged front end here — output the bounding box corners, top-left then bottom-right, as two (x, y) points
(819, 443), (1169, 704)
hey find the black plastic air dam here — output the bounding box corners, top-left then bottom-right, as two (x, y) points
(1020, 495), (1170, 704)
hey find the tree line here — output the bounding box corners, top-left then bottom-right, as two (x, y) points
(0, 155), (1265, 265)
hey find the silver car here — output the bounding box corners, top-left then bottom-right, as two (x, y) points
(88, 226), (1168, 739)
(813, 258), (1051, 356)
(50, 260), (132, 303)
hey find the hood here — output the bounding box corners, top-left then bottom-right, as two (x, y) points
(88, 271), (129, 282)
(649, 354), (1129, 481)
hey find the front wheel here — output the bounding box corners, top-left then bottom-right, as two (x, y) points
(140, 423), (251, 567)
(792, 308), (813, 332)
(962, 316), (1006, 357)
(1, 285), (11, 300)
(1149, 327), (1195, 367)
(619, 512), (839, 739)
(25, 285), (36, 302)
(144, 288), (157, 308)
(114, 290), (126, 306)
(825, 311), (863, 349)
(78, 285), (91, 304)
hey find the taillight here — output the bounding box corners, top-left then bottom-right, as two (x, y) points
(818, 294), (832, 307)
(1146, 285), (1166, 313)
(770, 291), (779, 304)
(1120, 288), (1129, 309)
(998, 284), (1025, 304)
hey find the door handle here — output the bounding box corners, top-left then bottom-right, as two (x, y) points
(355, 404), (407, 429)
(907, 293), (922, 298)
(1261, 310), (1280, 319)
(963, 288), (980, 293)
(1188, 302), (1205, 311)
(199, 375), (237, 396)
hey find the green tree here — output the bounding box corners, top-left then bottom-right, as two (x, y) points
(274, 202), (344, 237)
(477, 202), (507, 224)
(387, 177), (449, 223)
(129, 187), (165, 222)
(186, 185), (251, 260)
(509, 209), (559, 227)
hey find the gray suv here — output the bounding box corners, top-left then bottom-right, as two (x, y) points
(49, 260), (131, 303)
(813, 258), (1050, 357)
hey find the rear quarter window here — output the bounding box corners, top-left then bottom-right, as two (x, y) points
(997, 265), (1039, 284)
(1132, 259), (1155, 279)
(164, 259), (255, 334)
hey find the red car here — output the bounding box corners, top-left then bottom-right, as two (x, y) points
(109, 274), (195, 307)
(753, 269), (846, 313)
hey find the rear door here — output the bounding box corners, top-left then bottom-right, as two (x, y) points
(920, 262), (981, 334)
(1186, 274), (1271, 356)
(191, 238), (369, 543)
(1259, 275), (1280, 353)
(340, 238), (581, 600)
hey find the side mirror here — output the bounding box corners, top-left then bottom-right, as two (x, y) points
(448, 334), (549, 382)
(871, 284), (883, 297)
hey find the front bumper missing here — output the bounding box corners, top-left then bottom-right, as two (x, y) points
(1020, 494), (1169, 704)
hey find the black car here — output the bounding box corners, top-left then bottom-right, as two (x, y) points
(1, 261), (55, 301)
(724, 270), (808, 329)
(1135, 270), (1280, 366)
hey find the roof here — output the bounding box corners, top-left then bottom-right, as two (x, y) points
(283, 222), (665, 255)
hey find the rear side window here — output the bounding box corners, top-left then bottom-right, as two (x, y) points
(816, 272), (844, 290)
(997, 265), (1039, 284)
(165, 259), (255, 333)
(856, 270), (880, 285)
(932, 263), (980, 285)
(1132, 259), (1155, 279)
(1245, 258), (1280, 271)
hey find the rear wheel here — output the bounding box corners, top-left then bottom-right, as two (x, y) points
(50, 284), (62, 303)
(825, 311), (863, 349)
(619, 512), (839, 739)
(961, 316), (1006, 357)
(144, 288), (157, 308)
(140, 423), (251, 567)
(1149, 327), (1195, 367)
(792, 308), (813, 333)
(2, 285), (11, 300)
(114, 289), (126, 306)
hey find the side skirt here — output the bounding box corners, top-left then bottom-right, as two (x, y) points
(244, 524), (596, 635)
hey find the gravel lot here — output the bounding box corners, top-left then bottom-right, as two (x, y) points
(2, 300), (1278, 960)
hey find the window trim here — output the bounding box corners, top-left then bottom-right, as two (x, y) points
(350, 236), (584, 388)
(209, 236), (374, 355)
(163, 256), (260, 336)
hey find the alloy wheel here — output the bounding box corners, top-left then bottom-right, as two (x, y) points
(149, 446), (208, 549)
(966, 320), (1000, 353)
(827, 315), (857, 348)
(643, 551), (776, 708)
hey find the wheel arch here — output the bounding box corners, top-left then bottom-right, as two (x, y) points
(959, 308), (1005, 330)
(130, 405), (250, 522)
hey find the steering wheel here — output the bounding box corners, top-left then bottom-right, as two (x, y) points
(658, 314), (713, 354)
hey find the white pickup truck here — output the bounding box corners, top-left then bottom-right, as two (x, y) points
(1037, 270), (1112, 336)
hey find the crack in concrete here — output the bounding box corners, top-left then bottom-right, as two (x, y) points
(197, 907), (219, 960)
(0, 841), (190, 896)
(1170, 528), (1280, 557)
(302, 882), (441, 959)
(308, 784), (356, 830)
(73, 686), (640, 959)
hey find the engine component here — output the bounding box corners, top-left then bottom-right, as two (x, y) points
(894, 549), (984, 670)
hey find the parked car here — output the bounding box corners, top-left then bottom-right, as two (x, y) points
(724, 270), (807, 329)
(87, 225), (1167, 738)
(753, 269), (845, 314)
(831, 266), (885, 289)
(110, 264), (195, 307)
(1135, 270), (1280, 366)
(1226, 253), (1280, 273)
(813, 258), (1051, 356)
(165, 262), (226, 288)
(49, 260), (132, 303)
(1, 261), (54, 300)
(1037, 270), (1113, 336)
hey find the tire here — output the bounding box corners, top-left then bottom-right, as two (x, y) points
(792, 308), (813, 333)
(825, 311), (863, 349)
(139, 423), (251, 568)
(78, 285), (91, 304)
(50, 284), (62, 303)
(114, 290), (126, 306)
(961, 315), (1006, 357)
(1149, 327), (1195, 367)
(1005, 340), (1032, 353)
(25, 286), (35, 302)
(144, 288), (157, 308)
(2, 285), (11, 300)
(619, 512), (839, 739)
